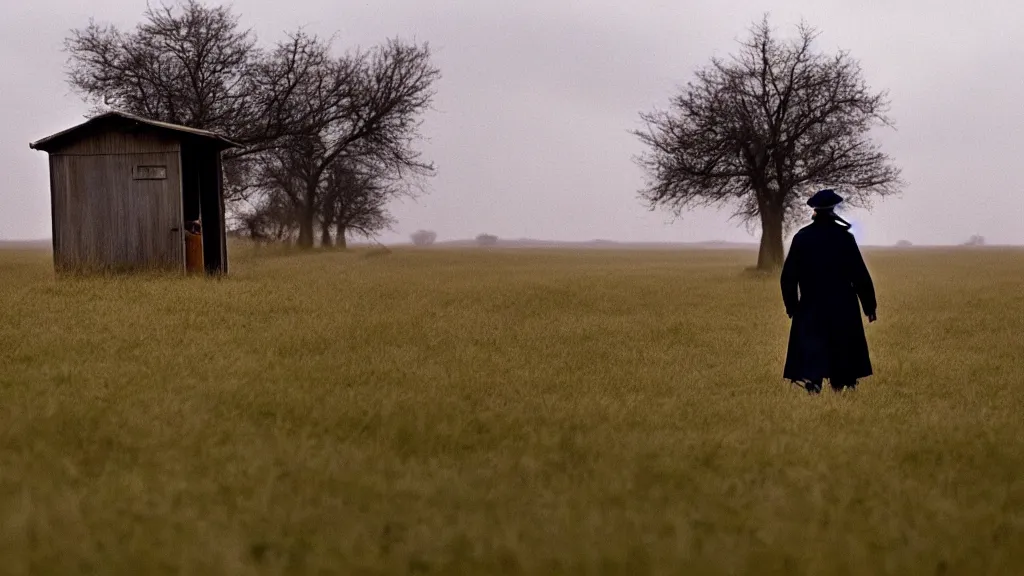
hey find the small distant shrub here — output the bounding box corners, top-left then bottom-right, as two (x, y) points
(963, 235), (986, 247)
(410, 230), (437, 247)
(476, 234), (498, 247)
(896, 240), (913, 248)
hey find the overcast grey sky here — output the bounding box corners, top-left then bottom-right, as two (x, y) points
(2, 0), (1022, 246)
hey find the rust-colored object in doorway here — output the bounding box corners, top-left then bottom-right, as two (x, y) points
(185, 220), (204, 274)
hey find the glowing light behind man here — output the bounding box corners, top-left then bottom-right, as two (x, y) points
(837, 207), (864, 244)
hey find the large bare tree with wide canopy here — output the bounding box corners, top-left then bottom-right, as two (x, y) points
(635, 17), (902, 270)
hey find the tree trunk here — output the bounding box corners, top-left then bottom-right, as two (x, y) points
(320, 196), (337, 248)
(297, 207), (316, 249)
(297, 186), (317, 249)
(757, 204), (786, 271)
(335, 224), (348, 250)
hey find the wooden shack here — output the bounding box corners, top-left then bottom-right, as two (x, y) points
(30, 111), (241, 274)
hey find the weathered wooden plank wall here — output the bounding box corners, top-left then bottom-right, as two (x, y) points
(54, 130), (180, 156)
(51, 151), (183, 271)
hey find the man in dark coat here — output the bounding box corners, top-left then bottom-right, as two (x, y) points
(781, 189), (877, 394)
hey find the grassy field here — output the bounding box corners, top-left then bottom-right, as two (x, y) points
(1, 244), (1022, 575)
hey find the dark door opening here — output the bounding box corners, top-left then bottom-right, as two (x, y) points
(180, 141), (227, 274)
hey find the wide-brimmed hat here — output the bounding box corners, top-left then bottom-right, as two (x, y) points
(807, 189), (843, 209)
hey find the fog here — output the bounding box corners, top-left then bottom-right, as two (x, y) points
(2, 0), (1021, 246)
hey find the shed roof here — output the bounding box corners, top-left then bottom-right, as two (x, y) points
(29, 110), (243, 153)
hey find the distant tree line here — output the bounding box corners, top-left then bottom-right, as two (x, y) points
(406, 231), (501, 248)
(65, 0), (439, 249)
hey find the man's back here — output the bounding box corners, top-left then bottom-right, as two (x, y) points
(786, 220), (865, 306)
(781, 190), (878, 393)
(780, 215), (877, 390)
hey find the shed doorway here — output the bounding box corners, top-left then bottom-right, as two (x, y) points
(180, 141), (228, 274)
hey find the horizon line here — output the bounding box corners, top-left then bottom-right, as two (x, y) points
(1, 238), (1020, 249)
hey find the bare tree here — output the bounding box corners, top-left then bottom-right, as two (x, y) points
(66, 2), (439, 248)
(635, 16), (902, 270)
(236, 189), (296, 243)
(65, 0), (304, 206)
(66, 1), (256, 135)
(255, 33), (438, 248)
(320, 159), (398, 249)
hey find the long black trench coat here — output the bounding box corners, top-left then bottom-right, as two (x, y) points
(780, 218), (877, 384)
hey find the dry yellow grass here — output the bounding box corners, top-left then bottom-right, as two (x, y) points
(1, 244), (1022, 575)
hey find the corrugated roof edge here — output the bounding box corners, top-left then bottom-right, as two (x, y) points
(29, 110), (243, 151)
